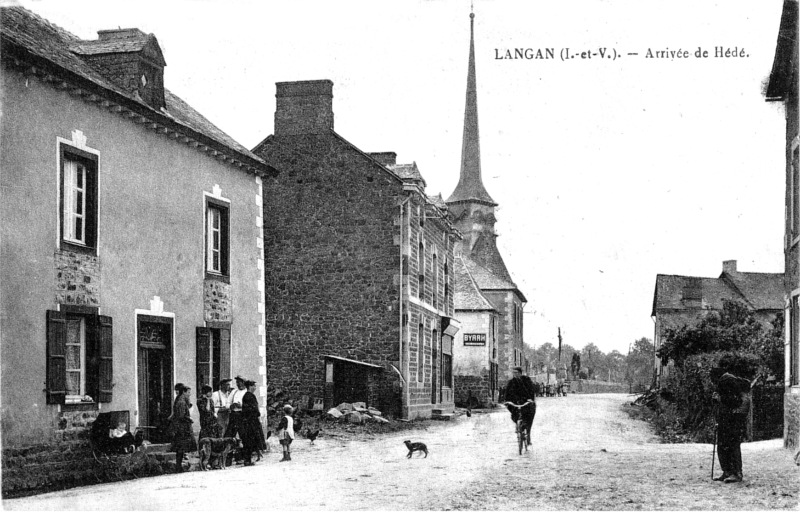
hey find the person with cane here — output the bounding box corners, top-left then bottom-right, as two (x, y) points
(710, 358), (751, 483)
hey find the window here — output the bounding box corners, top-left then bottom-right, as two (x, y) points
(46, 310), (113, 404)
(65, 317), (86, 400)
(205, 199), (230, 278)
(432, 252), (438, 310)
(417, 323), (425, 382)
(418, 237), (425, 301)
(418, 204), (424, 228)
(793, 147), (800, 239)
(444, 261), (449, 306)
(196, 327), (231, 392)
(60, 146), (98, 252)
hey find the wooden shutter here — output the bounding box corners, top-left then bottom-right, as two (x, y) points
(46, 310), (67, 404)
(197, 327), (211, 391)
(97, 315), (113, 402)
(219, 329), (231, 381)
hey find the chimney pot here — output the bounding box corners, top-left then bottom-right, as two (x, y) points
(723, 260), (737, 273)
(274, 80), (334, 136)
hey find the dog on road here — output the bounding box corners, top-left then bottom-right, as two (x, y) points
(404, 440), (428, 458)
(199, 437), (240, 470)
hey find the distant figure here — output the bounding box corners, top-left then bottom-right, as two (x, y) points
(276, 404), (296, 462)
(198, 384), (220, 440)
(212, 378), (232, 435)
(504, 366), (536, 446)
(711, 359), (751, 484)
(169, 383), (196, 473)
(238, 380), (266, 466)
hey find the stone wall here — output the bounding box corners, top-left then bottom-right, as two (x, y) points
(55, 249), (100, 307)
(256, 133), (405, 414)
(204, 279), (232, 323)
(454, 372), (495, 407)
(570, 380), (629, 394)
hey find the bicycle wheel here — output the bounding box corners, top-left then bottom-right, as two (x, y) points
(517, 422), (524, 455)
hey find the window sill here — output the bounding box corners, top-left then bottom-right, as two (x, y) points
(60, 240), (97, 256)
(204, 272), (230, 284)
(62, 401), (98, 412)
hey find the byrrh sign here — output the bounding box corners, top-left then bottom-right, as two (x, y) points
(463, 333), (486, 346)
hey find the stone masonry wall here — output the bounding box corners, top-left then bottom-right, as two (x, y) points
(204, 279), (232, 323)
(256, 133), (404, 415)
(454, 372), (494, 408)
(55, 249), (100, 307)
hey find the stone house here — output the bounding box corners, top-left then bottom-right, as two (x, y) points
(765, 0), (799, 451)
(0, 5), (274, 488)
(651, 260), (784, 384)
(253, 80), (460, 419)
(452, 255), (500, 407)
(447, 12), (529, 399)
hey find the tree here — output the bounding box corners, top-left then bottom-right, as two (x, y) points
(626, 337), (654, 392)
(581, 343), (602, 379)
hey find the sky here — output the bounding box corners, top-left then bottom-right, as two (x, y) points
(12, 0), (788, 355)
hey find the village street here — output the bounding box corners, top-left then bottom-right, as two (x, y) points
(4, 394), (798, 511)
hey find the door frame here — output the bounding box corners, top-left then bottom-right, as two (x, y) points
(134, 307), (175, 430)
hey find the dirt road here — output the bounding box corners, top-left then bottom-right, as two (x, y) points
(4, 394), (798, 510)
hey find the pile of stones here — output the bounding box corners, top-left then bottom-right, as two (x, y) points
(326, 402), (389, 424)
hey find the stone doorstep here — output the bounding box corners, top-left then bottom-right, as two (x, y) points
(431, 413), (453, 421)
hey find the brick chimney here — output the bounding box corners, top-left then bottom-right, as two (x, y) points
(722, 260), (738, 274)
(368, 152), (397, 166)
(274, 80), (334, 136)
(72, 28), (166, 110)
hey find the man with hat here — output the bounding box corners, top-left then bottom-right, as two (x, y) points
(212, 378), (232, 435)
(224, 376), (248, 440)
(711, 357), (752, 483)
(504, 366), (537, 446)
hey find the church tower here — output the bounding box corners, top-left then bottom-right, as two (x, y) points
(446, 11), (512, 283)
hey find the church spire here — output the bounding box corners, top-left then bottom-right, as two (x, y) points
(446, 10), (496, 206)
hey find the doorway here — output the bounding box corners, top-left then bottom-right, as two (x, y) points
(137, 315), (173, 443)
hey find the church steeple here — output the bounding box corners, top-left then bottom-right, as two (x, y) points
(446, 10), (496, 206)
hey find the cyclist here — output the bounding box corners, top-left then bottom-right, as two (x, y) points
(505, 366), (537, 445)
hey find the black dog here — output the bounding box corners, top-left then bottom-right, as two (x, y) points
(199, 437), (240, 470)
(404, 440), (428, 458)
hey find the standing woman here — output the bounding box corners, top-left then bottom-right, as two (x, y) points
(170, 383), (197, 473)
(198, 384), (220, 440)
(238, 379), (266, 466)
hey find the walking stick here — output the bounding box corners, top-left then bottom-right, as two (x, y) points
(711, 422), (717, 480)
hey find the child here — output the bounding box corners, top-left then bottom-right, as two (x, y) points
(108, 422), (135, 454)
(276, 404), (295, 462)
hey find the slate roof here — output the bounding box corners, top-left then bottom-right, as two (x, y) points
(463, 256), (526, 302)
(389, 162), (427, 187)
(652, 269), (784, 316)
(721, 271), (784, 310)
(427, 193), (447, 209)
(454, 256), (496, 311)
(0, 6), (268, 172)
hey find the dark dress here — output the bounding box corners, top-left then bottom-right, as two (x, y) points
(170, 393), (197, 453)
(198, 395), (220, 440)
(505, 375), (537, 428)
(238, 391), (267, 454)
(717, 373), (751, 477)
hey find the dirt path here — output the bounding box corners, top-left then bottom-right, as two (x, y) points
(4, 394), (798, 510)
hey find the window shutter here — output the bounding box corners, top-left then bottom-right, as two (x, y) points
(197, 327), (211, 391)
(97, 315), (113, 402)
(219, 329), (231, 381)
(46, 310), (67, 405)
(220, 207), (230, 276)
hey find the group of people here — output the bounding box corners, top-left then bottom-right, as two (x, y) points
(169, 376), (268, 471)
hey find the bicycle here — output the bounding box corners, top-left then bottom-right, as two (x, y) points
(503, 401), (535, 455)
